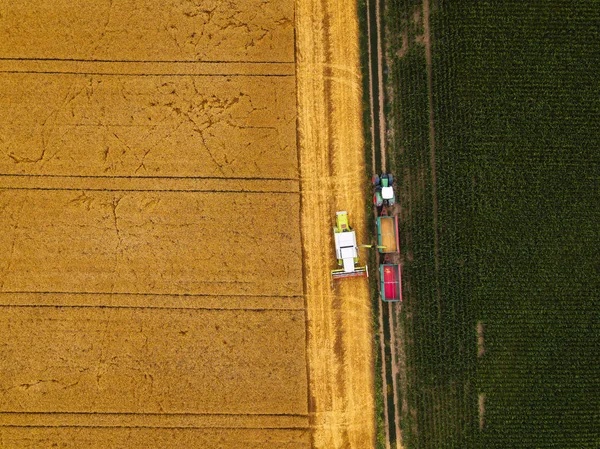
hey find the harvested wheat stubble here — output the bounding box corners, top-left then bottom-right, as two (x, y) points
(0, 0), (294, 62)
(0, 0), (304, 446)
(0, 428), (310, 449)
(296, 0), (375, 446)
(0, 189), (302, 296)
(0, 307), (307, 414)
(0, 74), (296, 178)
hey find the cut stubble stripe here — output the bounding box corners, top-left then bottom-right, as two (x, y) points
(0, 411), (310, 430)
(0, 292), (304, 310)
(0, 58), (295, 64)
(0, 71), (295, 77)
(0, 187), (298, 194)
(0, 59), (296, 76)
(0, 291), (302, 298)
(0, 174), (299, 181)
(0, 176), (300, 194)
(0, 305), (305, 311)
(0, 425), (310, 430)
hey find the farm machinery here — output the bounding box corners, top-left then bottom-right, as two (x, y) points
(376, 215), (399, 254)
(372, 173), (402, 302)
(331, 211), (368, 280)
(376, 215), (402, 302)
(373, 173), (395, 212)
(380, 264), (403, 302)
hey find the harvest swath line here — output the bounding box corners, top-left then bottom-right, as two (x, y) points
(0, 71), (294, 77)
(0, 305), (304, 311)
(0, 426), (310, 430)
(292, 40), (314, 428)
(0, 58), (295, 64)
(0, 291), (302, 298)
(0, 174), (299, 181)
(0, 187), (298, 194)
(0, 411), (308, 416)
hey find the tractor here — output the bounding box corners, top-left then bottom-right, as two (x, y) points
(373, 173), (395, 211)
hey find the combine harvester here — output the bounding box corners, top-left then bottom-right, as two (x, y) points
(331, 211), (368, 280)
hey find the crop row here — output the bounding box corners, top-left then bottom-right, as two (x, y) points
(386, 0), (478, 447)
(430, 1), (599, 448)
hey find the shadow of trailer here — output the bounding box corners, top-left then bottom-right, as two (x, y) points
(380, 264), (402, 302)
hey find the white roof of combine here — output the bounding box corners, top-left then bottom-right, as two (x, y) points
(335, 231), (358, 273)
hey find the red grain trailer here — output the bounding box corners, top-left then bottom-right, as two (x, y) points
(379, 264), (402, 302)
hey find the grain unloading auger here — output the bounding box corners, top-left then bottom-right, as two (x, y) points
(331, 211), (369, 280)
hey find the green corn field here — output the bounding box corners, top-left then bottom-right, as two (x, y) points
(384, 0), (599, 448)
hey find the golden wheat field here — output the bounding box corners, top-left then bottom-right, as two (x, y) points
(0, 0), (374, 447)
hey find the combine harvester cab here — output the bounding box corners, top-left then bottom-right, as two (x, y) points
(331, 211), (368, 280)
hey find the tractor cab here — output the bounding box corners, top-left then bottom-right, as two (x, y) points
(373, 173), (395, 210)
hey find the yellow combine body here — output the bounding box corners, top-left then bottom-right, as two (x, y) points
(331, 211), (368, 280)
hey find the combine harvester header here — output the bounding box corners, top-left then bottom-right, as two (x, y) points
(331, 211), (368, 280)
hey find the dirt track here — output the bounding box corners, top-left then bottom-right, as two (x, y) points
(297, 0), (376, 447)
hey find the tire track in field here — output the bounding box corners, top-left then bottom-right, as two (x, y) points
(365, 0), (392, 447)
(366, 0), (404, 446)
(422, 0), (442, 313)
(297, 0), (375, 447)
